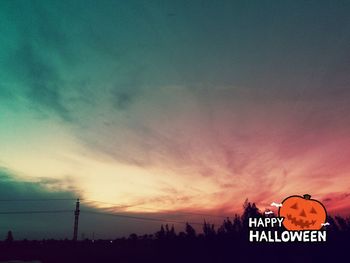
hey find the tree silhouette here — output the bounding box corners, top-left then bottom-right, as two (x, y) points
(241, 199), (261, 230)
(165, 224), (176, 239)
(0, 200), (349, 263)
(203, 221), (215, 238)
(233, 214), (242, 232)
(155, 224), (166, 239)
(185, 222), (196, 238)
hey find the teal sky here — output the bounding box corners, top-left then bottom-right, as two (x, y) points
(1, 0), (350, 239)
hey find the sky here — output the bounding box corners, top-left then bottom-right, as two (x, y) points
(1, 0), (350, 239)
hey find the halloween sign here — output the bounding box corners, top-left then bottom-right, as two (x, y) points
(249, 194), (328, 242)
(279, 194), (327, 231)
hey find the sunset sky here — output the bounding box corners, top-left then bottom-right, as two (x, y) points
(1, 0), (350, 239)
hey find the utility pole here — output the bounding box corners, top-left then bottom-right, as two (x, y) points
(73, 198), (80, 241)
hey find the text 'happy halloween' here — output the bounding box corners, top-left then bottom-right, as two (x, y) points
(248, 217), (327, 242)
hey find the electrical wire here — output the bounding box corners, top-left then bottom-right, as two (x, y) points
(0, 198), (77, 202)
(0, 198), (230, 220)
(82, 210), (203, 226)
(0, 210), (73, 214)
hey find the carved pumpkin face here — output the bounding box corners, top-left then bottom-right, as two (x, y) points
(278, 194), (327, 231)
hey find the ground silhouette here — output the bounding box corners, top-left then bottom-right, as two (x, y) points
(0, 201), (348, 263)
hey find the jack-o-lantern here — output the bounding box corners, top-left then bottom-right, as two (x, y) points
(278, 194), (327, 231)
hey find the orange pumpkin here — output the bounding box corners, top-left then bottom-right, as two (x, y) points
(278, 194), (327, 231)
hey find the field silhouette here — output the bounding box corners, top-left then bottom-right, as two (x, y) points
(0, 201), (348, 263)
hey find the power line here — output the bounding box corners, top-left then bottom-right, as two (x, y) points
(0, 198), (76, 202)
(0, 209), (205, 225)
(0, 198), (230, 219)
(0, 210), (73, 214)
(82, 210), (203, 226)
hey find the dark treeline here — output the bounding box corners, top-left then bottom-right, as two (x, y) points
(0, 201), (349, 263)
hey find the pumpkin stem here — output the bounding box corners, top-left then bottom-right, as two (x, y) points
(303, 194), (311, 200)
